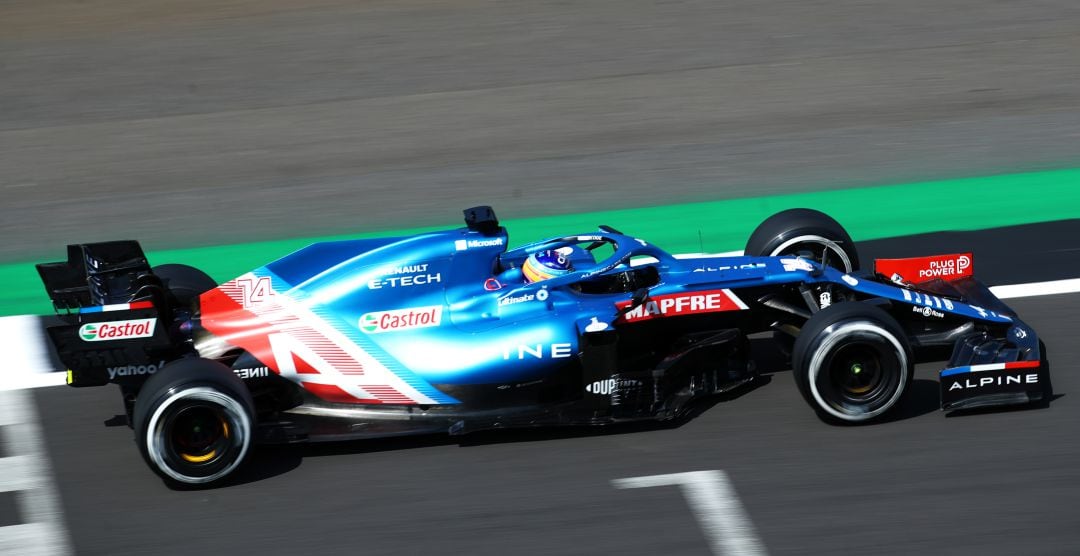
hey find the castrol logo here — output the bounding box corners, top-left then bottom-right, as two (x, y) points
(359, 306), (442, 334)
(78, 319), (157, 342)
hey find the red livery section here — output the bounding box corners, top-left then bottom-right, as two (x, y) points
(302, 382), (372, 404)
(875, 253), (973, 284)
(616, 289), (747, 323)
(200, 278), (414, 404)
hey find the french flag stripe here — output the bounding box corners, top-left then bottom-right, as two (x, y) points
(79, 301), (154, 313)
(941, 360), (1040, 377)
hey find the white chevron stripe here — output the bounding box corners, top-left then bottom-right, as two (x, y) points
(0, 389), (73, 555)
(275, 288), (443, 404)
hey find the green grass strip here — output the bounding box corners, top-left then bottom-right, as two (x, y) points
(5, 167), (1080, 316)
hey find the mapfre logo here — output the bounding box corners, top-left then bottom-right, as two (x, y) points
(360, 306), (442, 334)
(616, 289), (747, 322)
(78, 319), (157, 342)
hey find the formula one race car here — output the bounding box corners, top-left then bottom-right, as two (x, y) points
(37, 207), (1049, 486)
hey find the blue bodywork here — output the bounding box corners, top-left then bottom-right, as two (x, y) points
(206, 220), (1017, 406)
(35, 208), (1049, 471)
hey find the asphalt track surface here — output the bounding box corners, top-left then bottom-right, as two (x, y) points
(14, 222), (1080, 555)
(5, 1), (1080, 553)
(4, 0), (1080, 261)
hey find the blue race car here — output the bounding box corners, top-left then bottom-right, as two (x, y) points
(38, 207), (1049, 486)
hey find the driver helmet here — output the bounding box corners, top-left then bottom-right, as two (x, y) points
(522, 249), (574, 283)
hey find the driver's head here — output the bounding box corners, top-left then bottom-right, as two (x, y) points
(523, 249), (574, 283)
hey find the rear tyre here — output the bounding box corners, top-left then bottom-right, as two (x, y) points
(152, 264), (217, 307)
(745, 208), (859, 272)
(792, 303), (912, 424)
(133, 358), (254, 487)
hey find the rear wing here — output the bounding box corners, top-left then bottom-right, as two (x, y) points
(37, 241), (165, 311)
(36, 242), (185, 387)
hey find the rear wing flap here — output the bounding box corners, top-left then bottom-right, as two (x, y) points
(36, 241), (164, 312)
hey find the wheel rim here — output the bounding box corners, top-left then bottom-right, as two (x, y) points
(823, 342), (895, 404)
(146, 387), (251, 484)
(169, 404), (231, 464)
(770, 234), (854, 272)
(807, 322), (908, 421)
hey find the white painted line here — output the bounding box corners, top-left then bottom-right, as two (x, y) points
(613, 470), (768, 556)
(0, 523), (72, 556)
(0, 373), (66, 392)
(989, 278), (1080, 299)
(0, 389), (73, 555)
(0, 455), (38, 493)
(0, 315), (61, 392)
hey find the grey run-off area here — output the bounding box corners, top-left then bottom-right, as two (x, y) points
(3, 0), (1080, 262)
(16, 205), (1080, 556)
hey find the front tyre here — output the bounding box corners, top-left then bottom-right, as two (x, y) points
(747, 208), (861, 356)
(745, 208), (859, 273)
(133, 358), (254, 487)
(792, 303), (912, 424)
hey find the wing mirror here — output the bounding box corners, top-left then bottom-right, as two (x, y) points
(616, 287), (651, 317)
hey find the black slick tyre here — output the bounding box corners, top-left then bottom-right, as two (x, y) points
(152, 264), (217, 308)
(745, 208), (859, 272)
(132, 358), (254, 487)
(792, 302), (912, 424)
(747, 208), (860, 356)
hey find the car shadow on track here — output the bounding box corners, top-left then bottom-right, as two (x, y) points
(748, 337), (941, 424)
(220, 338), (1050, 488)
(224, 377), (944, 488)
(748, 336), (1059, 424)
(223, 377), (776, 488)
(880, 379), (944, 424)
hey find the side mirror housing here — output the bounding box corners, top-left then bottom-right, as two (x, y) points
(616, 287), (651, 316)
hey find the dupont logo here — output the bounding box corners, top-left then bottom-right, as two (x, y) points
(360, 306), (442, 334)
(78, 319), (157, 342)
